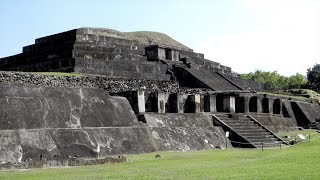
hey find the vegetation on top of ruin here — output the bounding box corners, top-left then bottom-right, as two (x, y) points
(257, 89), (320, 103)
(1, 130), (319, 179)
(241, 70), (307, 92)
(79, 27), (192, 51)
(276, 89), (320, 104)
(257, 92), (307, 101)
(124, 31), (192, 51)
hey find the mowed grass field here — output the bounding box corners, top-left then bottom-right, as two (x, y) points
(0, 130), (319, 180)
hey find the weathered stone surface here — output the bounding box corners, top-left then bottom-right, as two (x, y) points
(74, 58), (170, 81)
(290, 101), (320, 128)
(0, 126), (228, 163)
(1, 27), (319, 166)
(250, 114), (298, 132)
(294, 101), (320, 123)
(0, 27), (240, 82)
(143, 113), (214, 127)
(0, 84), (138, 130)
(0, 71), (179, 93)
(0, 83), (229, 164)
(173, 66), (242, 91)
(0, 156), (126, 170)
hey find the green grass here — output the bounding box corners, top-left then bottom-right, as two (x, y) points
(257, 92), (307, 101)
(124, 31), (191, 51)
(1, 133), (320, 180)
(31, 72), (81, 77)
(277, 129), (318, 141)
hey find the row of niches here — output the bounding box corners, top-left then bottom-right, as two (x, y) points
(117, 91), (291, 118)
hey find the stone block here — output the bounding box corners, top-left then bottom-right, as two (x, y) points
(223, 96), (235, 113)
(137, 90), (146, 113)
(177, 93), (188, 113)
(157, 92), (169, 113)
(204, 94), (217, 113)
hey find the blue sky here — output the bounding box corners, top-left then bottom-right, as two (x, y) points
(0, 0), (319, 76)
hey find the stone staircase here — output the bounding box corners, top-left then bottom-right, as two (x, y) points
(213, 114), (287, 148)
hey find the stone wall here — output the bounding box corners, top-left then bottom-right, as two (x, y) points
(74, 58), (170, 81)
(0, 126), (228, 164)
(142, 113), (214, 127)
(0, 83), (228, 164)
(250, 114), (298, 133)
(291, 101), (320, 127)
(0, 71), (179, 93)
(0, 84), (139, 129)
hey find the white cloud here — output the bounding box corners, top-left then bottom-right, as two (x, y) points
(193, 0), (320, 76)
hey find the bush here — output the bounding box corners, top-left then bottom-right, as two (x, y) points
(241, 70), (307, 91)
(307, 64), (320, 92)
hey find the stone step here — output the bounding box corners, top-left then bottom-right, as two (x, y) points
(75, 58), (168, 74)
(228, 125), (260, 130)
(214, 114), (230, 118)
(76, 34), (135, 45)
(74, 45), (145, 56)
(234, 129), (267, 133)
(231, 126), (264, 131)
(221, 118), (252, 122)
(73, 50), (147, 61)
(238, 115), (249, 119)
(237, 131), (271, 136)
(23, 41), (75, 53)
(240, 134), (274, 138)
(214, 114), (285, 148)
(76, 67), (171, 81)
(244, 136), (277, 141)
(251, 141), (279, 148)
(222, 121), (256, 125)
(220, 121), (256, 126)
(247, 139), (277, 144)
(35, 29), (77, 44)
(76, 41), (145, 52)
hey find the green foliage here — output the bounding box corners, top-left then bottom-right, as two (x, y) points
(1, 131), (319, 179)
(307, 64), (320, 92)
(241, 70), (307, 91)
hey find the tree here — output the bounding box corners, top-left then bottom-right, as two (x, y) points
(241, 70), (307, 91)
(307, 64), (320, 92)
(288, 74), (307, 89)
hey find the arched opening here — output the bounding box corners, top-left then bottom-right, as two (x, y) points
(184, 95), (195, 113)
(249, 97), (258, 112)
(216, 95), (224, 112)
(165, 94), (177, 113)
(203, 95), (211, 112)
(145, 92), (158, 112)
(235, 97), (245, 113)
(282, 103), (290, 118)
(262, 98), (269, 113)
(273, 99), (281, 114)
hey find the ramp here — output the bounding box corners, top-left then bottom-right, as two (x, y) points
(173, 66), (243, 91)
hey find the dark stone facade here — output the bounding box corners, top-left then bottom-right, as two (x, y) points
(0, 27), (318, 167)
(0, 27), (262, 91)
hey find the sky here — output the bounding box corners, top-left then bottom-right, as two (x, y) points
(0, 0), (319, 76)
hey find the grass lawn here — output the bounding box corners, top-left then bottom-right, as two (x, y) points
(1, 132), (319, 180)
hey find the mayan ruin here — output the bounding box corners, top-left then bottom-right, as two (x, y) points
(0, 27), (319, 170)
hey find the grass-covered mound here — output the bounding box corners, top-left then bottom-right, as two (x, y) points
(124, 31), (192, 51)
(1, 131), (319, 179)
